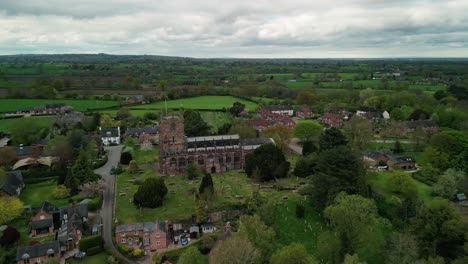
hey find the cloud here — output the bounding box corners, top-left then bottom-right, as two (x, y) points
(0, 0), (467, 57)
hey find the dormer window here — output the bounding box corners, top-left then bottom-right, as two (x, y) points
(40, 215), (45, 220)
(106, 131), (111, 135)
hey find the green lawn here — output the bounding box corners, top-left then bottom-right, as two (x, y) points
(131, 96), (259, 111)
(20, 180), (72, 207)
(272, 198), (324, 255)
(0, 116), (52, 132)
(368, 171), (432, 203)
(200, 111), (233, 133)
(287, 81), (314, 89)
(0, 99), (118, 112)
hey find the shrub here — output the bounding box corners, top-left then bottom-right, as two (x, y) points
(86, 246), (103, 256)
(131, 248), (145, 258)
(296, 203), (305, 218)
(87, 196), (103, 211)
(127, 160), (139, 174)
(0, 226), (20, 247)
(120, 152), (133, 165)
(78, 235), (104, 252)
(133, 177), (168, 208)
(52, 185), (70, 199)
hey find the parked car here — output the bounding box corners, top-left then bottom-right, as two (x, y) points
(74, 251), (86, 259)
(110, 166), (116, 174)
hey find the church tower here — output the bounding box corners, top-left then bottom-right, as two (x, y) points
(159, 115), (185, 154)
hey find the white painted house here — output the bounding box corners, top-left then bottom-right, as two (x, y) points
(100, 127), (121, 145)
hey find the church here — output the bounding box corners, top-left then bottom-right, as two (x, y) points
(159, 115), (274, 175)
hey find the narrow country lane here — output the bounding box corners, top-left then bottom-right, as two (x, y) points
(94, 145), (135, 264)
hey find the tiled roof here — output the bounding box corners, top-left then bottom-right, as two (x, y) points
(16, 241), (60, 261)
(126, 126), (160, 136)
(101, 127), (120, 138)
(0, 170), (23, 195)
(116, 221), (166, 233)
(31, 218), (53, 229)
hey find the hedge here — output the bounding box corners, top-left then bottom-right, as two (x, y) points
(87, 196), (103, 211)
(86, 246), (104, 256)
(78, 235), (104, 252)
(153, 240), (202, 264)
(22, 168), (67, 180)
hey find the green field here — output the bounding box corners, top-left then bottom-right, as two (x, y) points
(20, 180), (73, 207)
(0, 116), (52, 132)
(200, 111), (232, 132)
(0, 99), (118, 112)
(131, 96), (259, 111)
(369, 171), (432, 203)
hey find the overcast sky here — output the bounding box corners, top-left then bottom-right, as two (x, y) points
(0, 0), (467, 58)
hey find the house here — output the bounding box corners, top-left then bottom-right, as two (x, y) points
(296, 106), (313, 119)
(247, 119), (270, 132)
(257, 108), (296, 128)
(0, 170), (24, 196)
(406, 120), (439, 135)
(456, 193), (467, 204)
(261, 105), (294, 116)
(31, 201), (88, 249)
(125, 95), (145, 104)
(126, 126), (160, 138)
(116, 221), (168, 255)
(388, 156), (416, 171)
(364, 149), (416, 171)
(317, 113), (344, 128)
(16, 240), (60, 264)
(201, 224), (216, 233)
(356, 106), (389, 120)
(100, 127), (121, 145)
(31, 201), (59, 237)
(328, 107), (352, 119)
(12, 145), (41, 159)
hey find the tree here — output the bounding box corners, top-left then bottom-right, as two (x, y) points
(67, 149), (99, 193)
(184, 109), (210, 137)
(388, 171), (417, 196)
(11, 119), (48, 145)
(127, 160), (139, 174)
(52, 185), (70, 199)
(229, 123), (257, 139)
(133, 177), (168, 208)
(319, 127), (348, 152)
(245, 189), (266, 214)
(245, 144), (290, 181)
(196, 198), (208, 224)
(270, 243), (316, 264)
(309, 146), (366, 209)
(0, 196), (23, 224)
(302, 141), (317, 156)
(199, 173), (214, 198)
(210, 234), (260, 264)
(394, 140), (403, 154)
(0, 147), (17, 167)
(317, 231), (342, 264)
(413, 198), (467, 258)
(177, 246), (206, 264)
(229, 102), (246, 117)
(120, 151), (133, 165)
(344, 116), (373, 153)
(324, 193), (388, 263)
(45, 135), (73, 168)
(238, 214), (277, 261)
(186, 162), (202, 180)
(296, 90), (315, 105)
(343, 254), (366, 264)
(100, 114), (113, 128)
(117, 107), (132, 120)
(0, 226), (20, 247)
(432, 169), (465, 199)
(385, 233), (419, 264)
(293, 153), (319, 178)
(293, 120), (323, 142)
(261, 124), (292, 153)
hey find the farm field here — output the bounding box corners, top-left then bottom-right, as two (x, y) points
(0, 99), (118, 112)
(0, 116), (52, 132)
(131, 96), (258, 110)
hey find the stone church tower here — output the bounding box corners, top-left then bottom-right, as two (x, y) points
(159, 115), (185, 174)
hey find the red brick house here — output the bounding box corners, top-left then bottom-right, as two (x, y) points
(116, 221), (168, 255)
(296, 106), (313, 119)
(247, 119), (270, 132)
(317, 113), (344, 128)
(16, 241), (60, 264)
(31, 201), (58, 236)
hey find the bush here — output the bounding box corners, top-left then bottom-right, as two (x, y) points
(0, 226), (20, 247)
(131, 248), (145, 258)
(127, 160), (139, 174)
(86, 246), (103, 256)
(120, 152), (133, 165)
(78, 235), (104, 252)
(52, 185), (70, 199)
(87, 196), (103, 211)
(133, 177), (168, 208)
(296, 203), (305, 218)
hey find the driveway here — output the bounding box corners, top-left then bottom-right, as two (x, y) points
(94, 145), (136, 264)
(288, 138), (303, 155)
